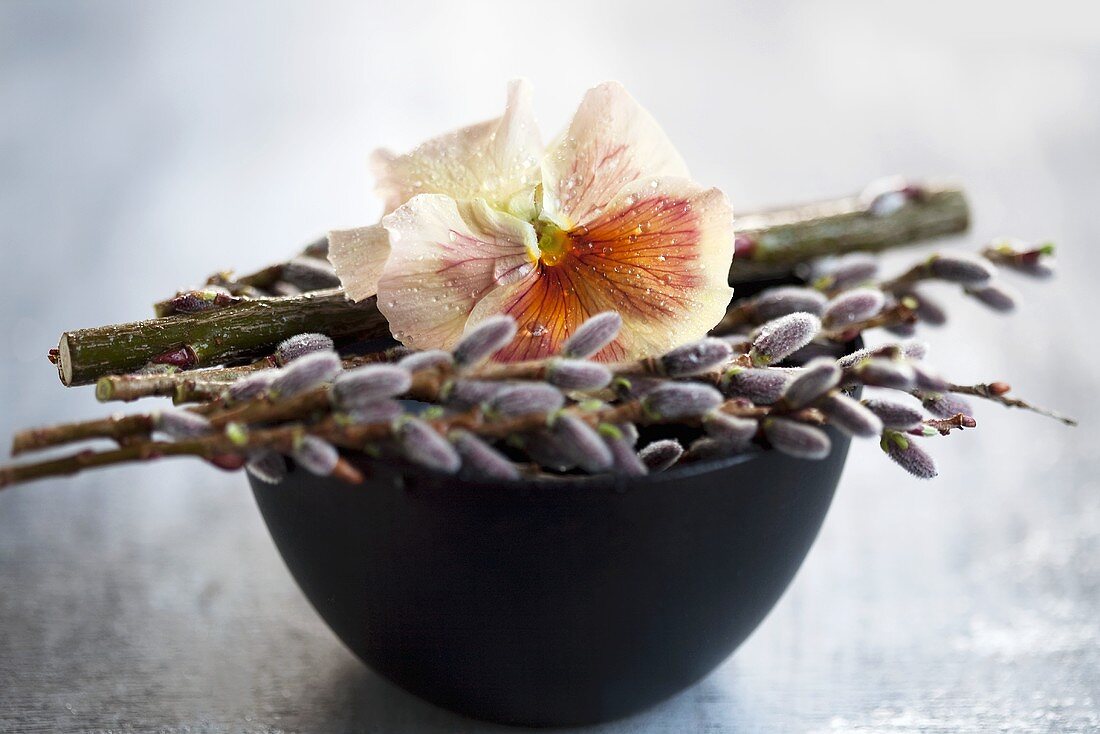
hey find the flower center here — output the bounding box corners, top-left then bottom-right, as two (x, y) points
(536, 221), (572, 267)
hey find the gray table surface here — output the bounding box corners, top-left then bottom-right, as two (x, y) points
(1, 2), (1098, 732)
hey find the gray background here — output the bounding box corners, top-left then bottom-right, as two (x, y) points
(1, 1), (1097, 732)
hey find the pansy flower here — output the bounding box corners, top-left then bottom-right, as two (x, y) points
(329, 80), (734, 362)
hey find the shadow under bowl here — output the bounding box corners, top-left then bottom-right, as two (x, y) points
(249, 423), (853, 727)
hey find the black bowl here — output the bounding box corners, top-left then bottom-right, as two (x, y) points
(249, 423), (853, 727)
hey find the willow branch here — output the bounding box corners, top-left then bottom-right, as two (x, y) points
(947, 382), (1078, 426)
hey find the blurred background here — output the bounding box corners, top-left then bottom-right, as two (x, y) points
(1, 1), (1097, 731)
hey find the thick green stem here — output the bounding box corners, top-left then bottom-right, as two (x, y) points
(729, 181), (969, 281)
(57, 289), (387, 387)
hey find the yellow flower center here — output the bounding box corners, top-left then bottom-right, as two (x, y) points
(536, 221), (572, 266)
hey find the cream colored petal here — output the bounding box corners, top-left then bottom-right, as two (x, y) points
(377, 195), (538, 350)
(371, 79), (542, 214)
(327, 224), (391, 302)
(541, 81), (691, 227)
(466, 177), (734, 362)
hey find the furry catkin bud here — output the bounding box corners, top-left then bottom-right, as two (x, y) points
(882, 432), (938, 478)
(752, 286), (828, 320)
(607, 435), (648, 476)
(397, 418), (461, 474)
(822, 288), (885, 327)
(854, 358), (915, 390)
(661, 338), (733, 377)
(398, 349), (454, 372)
(902, 341), (929, 361)
(344, 399), (404, 426)
(921, 392), (974, 419)
(642, 383), (724, 420)
(153, 409), (213, 439)
(246, 450), (288, 485)
(551, 414), (613, 472)
(453, 316), (518, 367)
(820, 394), (883, 437)
(781, 358), (841, 408)
(927, 252), (995, 284)
(546, 359), (613, 390)
(281, 256), (342, 290)
(487, 383), (564, 417)
(721, 367), (791, 404)
(912, 363), (949, 392)
(703, 411), (759, 447)
(170, 287), (238, 314)
(226, 370), (277, 401)
(444, 379), (507, 409)
(450, 430), (520, 481)
(523, 429), (578, 472)
(862, 398), (924, 430)
(908, 289), (947, 326)
(331, 365), (412, 411)
(562, 311), (622, 358)
(291, 436), (340, 476)
(617, 422), (640, 447)
(815, 254), (879, 289)
(270, 351), (342, 397)
(965, 282), (1017, 312)
(275, 333), (336, 366)
(750, 313), (821, 366)
(639, 439), (683, 472)
(763, 418), (832, 460)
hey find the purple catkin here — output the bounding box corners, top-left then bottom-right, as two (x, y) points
(607, 435), (648, 476)
(750, 313), (821, 366)
(781, 358), (841, 408)
(226, 370), (278, 401)
(927, 251), (995, 284)
(453, 315), (518, 367)
(642, 383), (724, 420)
(638, 439), (683, 472)
(344, 399), (404, 426)
(703, 411), (759, 448)
(763, 418), (832, 460)
(912, 363), (950, 392)
(562, 311), (622, 358)
(450, 430), (520, 481)
(551, 414), (613, 472)
(862, 398), (925, 430)
(822, 288), (886, 327)
(246, 450), (288, 485)
(752, 286), (828, 320)
(820, 394), (883, 437)
(487, 383), (564, 417)
(546, 359), (613, 390)
(153, 409), (213, 439)
(721, 367), (791, 404)
(397, 418), (461, 474)
(274, 333), (336, 366)
(883, 433), (938, 478)
(617, 422), (640, 447)
(854, 358), (915, 390)
(281, 256), (342, 290)
(290, 436), (340, 476)
(523, 429), (578, 472)
(270, 351), (342, 397)
(661, 338), (733, 377)
(816, 253), (879, 289)
(902, 341), (929, 361)
(331, 365), (412, 411)
(398, 349), (454, 372)
(444, 379), (507, 408)
(908, 289), (948, 325)
(965, 282), (1017, 312)
(921, 392), (974, 419)
(688, 436), (749, 461)
(170, 288), (238, 314)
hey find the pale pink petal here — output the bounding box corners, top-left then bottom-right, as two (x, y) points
(378, 195), (538, 350)
(541, 81), (691, 227)
(371, 79), (542, 214)
(467, 177), (734, 362)
(328, 224), (390, 301)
